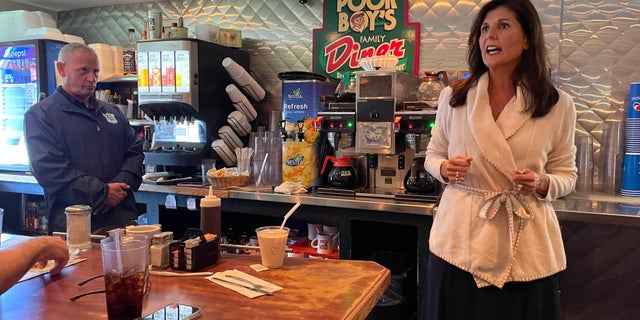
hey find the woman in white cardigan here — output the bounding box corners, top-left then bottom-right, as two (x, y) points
(423, 0), (577, 319)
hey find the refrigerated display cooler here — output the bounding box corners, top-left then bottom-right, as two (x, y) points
(0, 39), (65, 171)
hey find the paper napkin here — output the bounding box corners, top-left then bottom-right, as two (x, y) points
(206, 269), (283, 298)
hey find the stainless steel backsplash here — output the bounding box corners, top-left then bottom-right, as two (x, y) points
(56, 0), (640, 187)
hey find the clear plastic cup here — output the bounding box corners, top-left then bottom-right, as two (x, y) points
(101, 235), (149, 320)
(575, 134), (594, 192)
(255, 226), (289, 268)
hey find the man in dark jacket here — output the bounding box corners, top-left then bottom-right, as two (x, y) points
(24, 43), (144, 233)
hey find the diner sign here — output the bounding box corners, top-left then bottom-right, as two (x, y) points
(312, 0), (419, 83)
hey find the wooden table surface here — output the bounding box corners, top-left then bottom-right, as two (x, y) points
(0, 235), (390, 320)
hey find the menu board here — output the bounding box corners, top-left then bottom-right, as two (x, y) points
(175, 50), (189, 93)
(137, 52), (148, 93)
(161, 51), (175, 92)
(147, 51), (161, 93)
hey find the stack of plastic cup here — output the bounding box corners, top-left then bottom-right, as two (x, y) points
(621, 82), (640, 197)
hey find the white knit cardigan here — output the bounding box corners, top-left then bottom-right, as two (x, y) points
(424, 72), (578, 288)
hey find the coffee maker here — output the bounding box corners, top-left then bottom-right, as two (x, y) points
(316, 102), (367, 195)
(395, 109), (442, 201)
(353, 70), (418, 197)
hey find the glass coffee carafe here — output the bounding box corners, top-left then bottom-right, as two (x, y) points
(417, 71), (449, 105)
(403, 157), (440, 194)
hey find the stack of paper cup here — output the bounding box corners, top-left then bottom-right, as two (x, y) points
(222, 57), (266, 102)
(88, 43), (114, 81)
(195, 24), (218, 42)
(621, 82), (640, 197)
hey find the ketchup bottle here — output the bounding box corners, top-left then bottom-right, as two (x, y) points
(200, 186), (221, 236)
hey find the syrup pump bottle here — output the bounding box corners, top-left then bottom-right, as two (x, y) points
(200, 186), (221, 237)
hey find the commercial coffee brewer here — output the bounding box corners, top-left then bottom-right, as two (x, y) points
(395, 109), (442, 201)
(316, 102), (368, 195)
(353, 70), (418, 197)
(136, 38), (249, 177)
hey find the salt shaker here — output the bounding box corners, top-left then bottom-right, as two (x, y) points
(65, 205), (92, 251)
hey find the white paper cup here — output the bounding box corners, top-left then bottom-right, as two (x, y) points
(227, 111), (252, 137)
(226, 84), (257, 121)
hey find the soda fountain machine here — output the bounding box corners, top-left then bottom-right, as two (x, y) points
(136, 38), (249, 175)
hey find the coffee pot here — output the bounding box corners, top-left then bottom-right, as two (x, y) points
(417, 71), (449, 104)
(321, 156), (357, 188)
(404, 157), (440, 194)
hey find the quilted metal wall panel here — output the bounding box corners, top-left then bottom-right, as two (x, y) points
(56, 0), (640, 187)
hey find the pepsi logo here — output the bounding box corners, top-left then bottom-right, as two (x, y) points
(634, 102), (640, 112)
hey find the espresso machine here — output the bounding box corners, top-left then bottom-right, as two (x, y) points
(352, 70), (418, 198)
(136, 39), (249, 174)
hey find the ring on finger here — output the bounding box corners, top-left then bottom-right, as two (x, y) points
(516, 184), (523, 191)
(455, 171), (460, 182)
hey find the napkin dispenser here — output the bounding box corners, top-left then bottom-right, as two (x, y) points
(170, 228), (220, 271)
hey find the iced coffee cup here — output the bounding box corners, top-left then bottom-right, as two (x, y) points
(255, 226), (290, 268)
(101, 234), (148, 320)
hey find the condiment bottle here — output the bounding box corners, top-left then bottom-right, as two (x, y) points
(65, 205), (92, 251)
(200, 186), (221, 236)
(150, 233), (167, 269)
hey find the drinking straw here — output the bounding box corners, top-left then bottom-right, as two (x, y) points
(256, 153), (269, 187)
(113, 229), (123, 273)
(280, 202), (301, 229)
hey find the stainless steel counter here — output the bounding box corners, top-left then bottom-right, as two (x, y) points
(227, 190), (436, 216)
(1, 172), (639, 226)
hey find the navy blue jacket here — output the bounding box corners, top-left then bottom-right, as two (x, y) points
(24, 88), (144, 232)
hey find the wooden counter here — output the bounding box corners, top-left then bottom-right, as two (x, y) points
(0, 235), (390, 320)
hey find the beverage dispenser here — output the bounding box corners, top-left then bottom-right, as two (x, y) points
(316, 102), (368, 195)
(137, 39), (249, 168)
(354, 70), (418, 195)
(395, 110), (442, 201)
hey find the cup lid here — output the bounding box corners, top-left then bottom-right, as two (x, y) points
(64, 205), (91, 213)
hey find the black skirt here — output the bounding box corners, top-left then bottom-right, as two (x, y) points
(422, 252), (561, 320)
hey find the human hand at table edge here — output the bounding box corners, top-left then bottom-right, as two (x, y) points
(31, 236), (70, 276)
(0, 236), (70, 294)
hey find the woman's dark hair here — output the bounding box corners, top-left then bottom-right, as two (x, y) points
(450, 0), (559, 118)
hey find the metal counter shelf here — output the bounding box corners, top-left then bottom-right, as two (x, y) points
(227, 189), (436, 216)
(1, 172), (639, 226)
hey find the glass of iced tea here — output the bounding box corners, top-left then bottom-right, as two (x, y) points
(101, 234), (149, 320)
